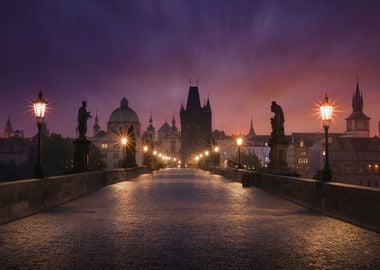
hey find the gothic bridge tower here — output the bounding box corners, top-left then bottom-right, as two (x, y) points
(180, 83), (212, 163)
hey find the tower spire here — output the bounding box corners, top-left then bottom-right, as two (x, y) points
(93, 110), (100, 136)
(352, 77), (363, 112)
(149, 111), (153, 126)
(248, 115), (256, 137)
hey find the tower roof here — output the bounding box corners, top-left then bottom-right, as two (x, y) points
(347, 78), (369, 120)
(186, 86), (201, 111)
(109, 97), (139, 123)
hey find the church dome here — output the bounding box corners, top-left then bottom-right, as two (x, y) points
(108, 97), (140, 123)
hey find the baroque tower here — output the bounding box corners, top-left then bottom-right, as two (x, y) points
(180, 84), (212, 163)
(345, 79), (370, 137)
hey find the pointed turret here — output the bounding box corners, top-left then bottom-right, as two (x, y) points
(4, 117), (13, 138)
(93, 111), (100, 136)
(352, 78), (364, 112)
(147, 112), (155, 132)
(171, 113), (178, 134)
(247, 116), (256, 137)
(204, 98), (211, 112)
(149, 111), (153, 126)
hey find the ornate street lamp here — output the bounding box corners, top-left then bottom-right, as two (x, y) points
(121, 137), (128, 168)
(33, 91), (47, 178)
(236, 136), (243, 168)
(142, 145), (149, 166)
(319, 94), (333, 181)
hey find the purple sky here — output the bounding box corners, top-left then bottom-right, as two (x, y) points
(1, 0), (380, 138)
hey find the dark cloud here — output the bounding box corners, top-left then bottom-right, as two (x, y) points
(1, 0), (380, 136)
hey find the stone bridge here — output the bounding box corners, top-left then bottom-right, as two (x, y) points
(0, 168), (379, 269)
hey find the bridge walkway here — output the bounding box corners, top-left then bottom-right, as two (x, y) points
(0, 168), (379, 269)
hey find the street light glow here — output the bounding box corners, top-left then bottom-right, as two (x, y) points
(33, 91), (48, 124)
(236, 137), (243, 146)
(121, 137), (128, 146)
(320, 93), (333, 128)
(143, 145), (148, 152)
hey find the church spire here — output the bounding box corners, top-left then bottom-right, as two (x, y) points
(149, 111), (153, 126)
(4, 117), (13, 137)
(352, 77), (363, 112)
(171, 113), (178, 134)
(247, 115), (256, 137)
(93, 110), (100, 136)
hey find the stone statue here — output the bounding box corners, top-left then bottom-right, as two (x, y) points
(77, 101), (92, 139)
(126, 125), (137, 167)
(268, 101), (289, 174)
(270, 101), (285, 143)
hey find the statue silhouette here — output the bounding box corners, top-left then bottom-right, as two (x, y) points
(77, 101), (92, 139)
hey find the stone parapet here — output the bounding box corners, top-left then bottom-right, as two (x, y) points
(0, 166), (151, 224)
(203, 166), (380, 232)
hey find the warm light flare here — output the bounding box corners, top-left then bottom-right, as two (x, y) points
(143, 145), (148, 152)
(121, 137), (128, 146)
(320, 93), (333, 127)
(33, 91), (48, 123)
(236, 137), (243, 146)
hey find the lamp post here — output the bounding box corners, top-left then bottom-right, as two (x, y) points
(320, 94), (333, 181)
(121, 137), (128, 168)
(143, 145), (148, 165)
(236, 136), (243, 168)
(213, 145), (220, 166)
(33, 91), (47, 178)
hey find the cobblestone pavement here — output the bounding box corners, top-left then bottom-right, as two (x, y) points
(1, 169), (379, 269)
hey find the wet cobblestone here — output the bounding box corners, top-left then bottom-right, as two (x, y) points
(0, 168), (379, 269)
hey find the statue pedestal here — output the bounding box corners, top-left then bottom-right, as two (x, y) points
(72, 138), (91, 172)
(269, 143), (290, 174)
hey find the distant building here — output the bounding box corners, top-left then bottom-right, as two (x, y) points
(330, 137), (380, 187)
(287, 132), (343, 178)
(156, 115), (181, 157)
(0, 118), (30, 169)
(1, 117), (24, 139)
(212, 118), (271, 168)
(0, 137), (30, 166)
(180, 84), (212, 163)
(90, 97), (142, 169)
(244, 118), (271, 167)
(345, 79), (370, 137)
(212, 130), (234, 163)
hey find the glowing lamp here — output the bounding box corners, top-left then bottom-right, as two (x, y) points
(33, 91), (47, 124)
(121, 137), (128, 146)
(320, 94), (333, 128)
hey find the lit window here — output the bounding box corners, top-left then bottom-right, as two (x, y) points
(101, 143), (108, 149)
